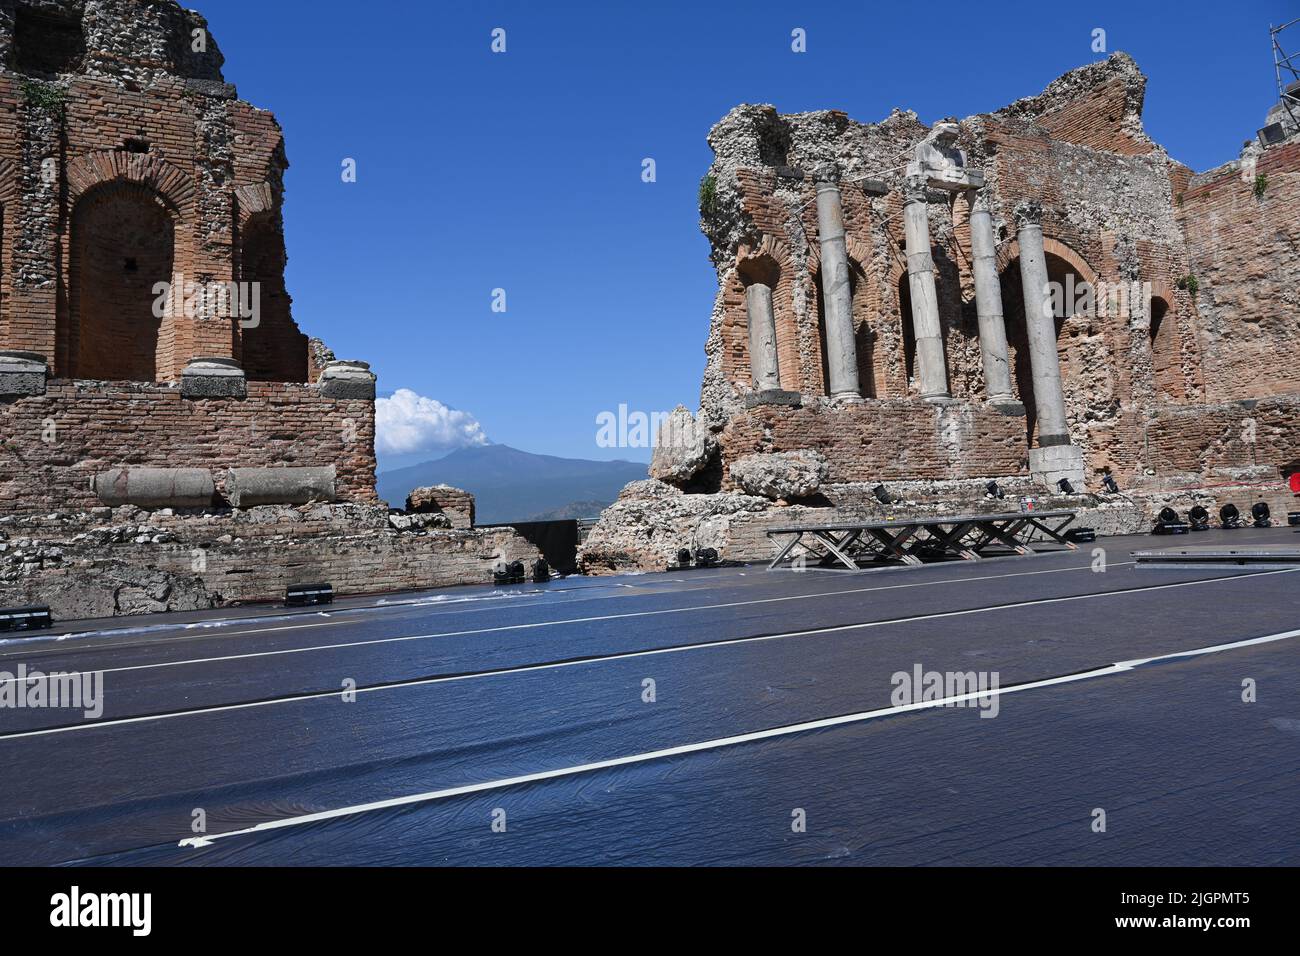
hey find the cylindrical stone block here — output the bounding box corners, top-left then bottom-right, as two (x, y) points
(744, 282), (782, 391)
(1015, 205), (1071, 445)
(902, 181), (950, 400)
(814, 177), (862, 402)
(226, 466), (337, 508)
(968, 197), (1014, 403)
(95, 467), (216, 508)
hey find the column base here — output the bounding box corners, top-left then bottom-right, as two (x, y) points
(830, 392), (865, 405)
(1029, 444), (1086, 492)
(988, 398), (1026, 416)
(181, 358), (247, 399)
(744, 389), (802, 409)
(0, 351), (48, 397)
(319, 360), (377, 399)
(922, 393), (956, 405)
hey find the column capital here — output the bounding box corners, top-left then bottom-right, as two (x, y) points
(903, 174), (929, 204)
(1014, 199), (1043, 229)
(811, 162), (840, 185)
(970, 187), (994, 214)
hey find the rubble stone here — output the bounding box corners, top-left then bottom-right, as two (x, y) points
(648, 406), (716, 486)
(728, 451), (829, 501)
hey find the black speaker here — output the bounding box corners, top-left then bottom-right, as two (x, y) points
(0, 605), (53, 633)
(286, 583), (334, 607)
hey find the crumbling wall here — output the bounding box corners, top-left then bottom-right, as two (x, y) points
(0, 503), (540, 620)
(0, 0), (311, 381)
(695, 53), (1241, 489)
(1179, 141), (1300, 401)
(590, 53), (1300, 575)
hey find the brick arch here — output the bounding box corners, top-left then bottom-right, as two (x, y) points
(60, 154), (198, 381)
(64, 179), (182, 381)
(0, 159), (18, 206)
(234, 181), (278, 230)
(722, 235), (795, 393)
(1147, 278), (1184, 402)
(65, 150), (195, 211)
(994, 235), (1100, 289)
(0, 159), (16, 345)
(237, 210), (307, 382)
(996, 235), (1104, 445)
(804, 233), (871, 273)
(806, 234), (877, 398)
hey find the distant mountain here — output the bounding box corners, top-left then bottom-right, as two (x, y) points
(525, 500), (612, 522)
(376, 445), (647, 524)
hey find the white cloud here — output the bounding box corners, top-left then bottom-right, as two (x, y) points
(375, 389), (489, 458)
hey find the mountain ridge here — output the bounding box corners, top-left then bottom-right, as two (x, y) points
(376, 444), (646, 524)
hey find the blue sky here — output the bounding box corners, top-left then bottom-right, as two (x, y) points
(202, 0), (1296, 466)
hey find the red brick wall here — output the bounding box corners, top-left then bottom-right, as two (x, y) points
(1179, 142), (1300, 402)
(0, 381), (377, 514)
(720, 400), (1027, 483)
(0, 63), (312, 384)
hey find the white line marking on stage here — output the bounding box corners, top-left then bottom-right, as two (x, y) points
(178, 625), (1300, 848)
(2, 568), (1287, 741)
(0, 559), (1141, 684)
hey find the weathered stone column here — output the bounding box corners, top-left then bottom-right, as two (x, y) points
(968, 190), (1015, 405)
(1014, 201), (1068, 442)
(744, 282), (782, 391)
(1015, 201), (1085, 488)
(902, 176), (950, 401)
(813, 166), (862, 402)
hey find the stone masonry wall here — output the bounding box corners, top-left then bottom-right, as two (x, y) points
(0, 503), (541, 620)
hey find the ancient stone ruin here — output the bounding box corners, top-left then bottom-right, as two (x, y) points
(0, 0), (536, 618)
(583, 52), (1300, 572)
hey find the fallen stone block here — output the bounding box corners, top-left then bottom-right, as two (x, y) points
(227, 466), (336, 508)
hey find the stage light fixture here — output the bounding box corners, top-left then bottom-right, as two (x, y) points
(695, 547), (720, 568)
(1188, 506), (1210, 531)
(1251, 502), (1272, 528)
(1153, 506), (1189, 535)
(531, 559), (551, 583)
(676, 548), (693, 568)
(1102, 474), (1120, 494)
(0, 605), (53, 633)
(1220, 503), (1243, 529)
(493, 560), (526, 585)
(872, 484), (893, 505)
(985, 481), (1005, 500)
(1057, 478), (1075, 495)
